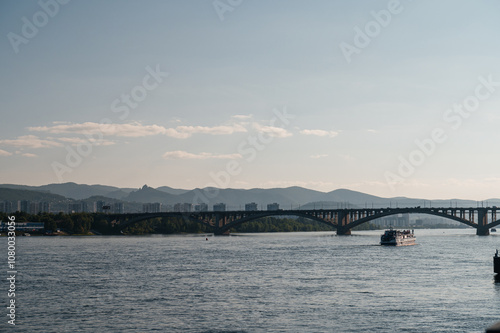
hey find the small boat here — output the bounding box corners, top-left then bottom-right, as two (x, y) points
(380, 228), (416, 246)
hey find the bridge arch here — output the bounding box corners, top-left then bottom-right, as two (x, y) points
(345, 208), (477, 230)
(216, 211), (336, 234)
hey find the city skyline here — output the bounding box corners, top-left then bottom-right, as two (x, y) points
(2, 1), (500, 200)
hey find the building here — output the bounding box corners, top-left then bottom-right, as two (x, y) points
(68, 202), (81, 213)
(29, 202), (39, 214)
(113, 202), (124, 214)
(245, 202), (258, 211)
(143, 202), (162, 213)
(374, 213), (410, 227)
(213, 203), (226, 212)
(68, 201), (90, 213)
(0, 201), (51, 214)
(95, 200), (106, 213)
(40, 202), (51, 213)
(19, 200), (30, 213)
(0, 201), (14, 213)
(267, 203), (280, 211)
(174, 203), (192, 212)
(194, 203), (208, 212)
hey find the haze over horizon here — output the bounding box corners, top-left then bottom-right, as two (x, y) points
(2, 1), (500, 200)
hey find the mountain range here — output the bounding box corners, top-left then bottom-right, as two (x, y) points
(0, 182), (498, 211)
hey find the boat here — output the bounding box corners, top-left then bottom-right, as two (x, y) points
(380, 228), (416, 246)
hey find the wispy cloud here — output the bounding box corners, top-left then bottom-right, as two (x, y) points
(20, 153), (37, 158)
(231, 114), (253, 120)
(29, 122), (247, 139)
(0, 149), (12, 156)
(300, 129), (338, 138)
(165, 124), (247, 139)
(55, 137), (116, 146)
(0, 135), (62, 149)
(30, 122), (168, 137)
(163, 150), (242, 160)
(310, 154), (328, 159)
(253, 124), (292, 138)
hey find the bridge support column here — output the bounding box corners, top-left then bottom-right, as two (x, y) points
(336, 211), (351, 235)
(337, 226), (351, 235)
(214, 213), (230, 235)
(476, 208), (490, 236)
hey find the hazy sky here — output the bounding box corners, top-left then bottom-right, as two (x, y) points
(2, 0), (500, 199)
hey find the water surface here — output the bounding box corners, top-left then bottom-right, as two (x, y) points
(1, 229), (500, 332)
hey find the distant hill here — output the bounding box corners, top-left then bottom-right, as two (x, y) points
(0, 188), (68, 202)
(104, 189), (135, 200)
(125, 185), (175, 204)
(325, 188), (387, 205)
(1, 182), (500, 213)
(156, 186), (189, 195)
(0, 182), (135, 200)
(171, 187), (328, 210)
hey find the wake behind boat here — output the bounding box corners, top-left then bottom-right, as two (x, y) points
(380, 228), (416, 246)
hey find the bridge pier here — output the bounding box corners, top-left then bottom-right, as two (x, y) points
(336, 211), (351, 235)
(213, 213), (230, 235)
(477, 209), (490, 236)
(336, 227), (351, 235)
(477, 226), (490, 236)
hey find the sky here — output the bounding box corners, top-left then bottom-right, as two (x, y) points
(2, 0), (500, 200)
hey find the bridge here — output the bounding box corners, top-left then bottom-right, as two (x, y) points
(107, 206), (500, 236)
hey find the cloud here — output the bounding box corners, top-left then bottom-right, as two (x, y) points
(231, 114), (253, 120)
(163, 150), (242, 160)
(0, 149), (12, 156)
(56, 137), (116, 146)
(253, 124), (292, 138)
(310, 154), (328, 159)
(0, 135), (62, 149)
(300, 129), (338, 138)
(165, 124), (247, 139)
(29, 122), (247, 139)
(29, 122), (167, 137)
(20, 153), (37, 157)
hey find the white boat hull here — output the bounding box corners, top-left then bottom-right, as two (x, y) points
(380, 237), (416, 246)
(380, 229), (416, 246)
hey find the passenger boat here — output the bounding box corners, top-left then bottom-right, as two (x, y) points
(380, 228), (416, 246)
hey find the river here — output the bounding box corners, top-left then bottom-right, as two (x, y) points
(2, 229), (500, 332)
